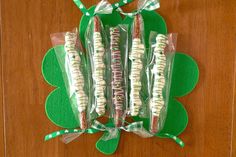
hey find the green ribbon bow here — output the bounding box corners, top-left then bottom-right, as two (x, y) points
(45, 120), (184, 147)
(73, 0), (133, 16)
(117, 0), (160, 17)
(95, 121), (185, 147)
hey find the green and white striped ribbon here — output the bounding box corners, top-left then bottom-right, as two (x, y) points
(117, 0), (160, 17)
(44, 128), (96, 141)
(73, 0), (133, 17)
(45, 120), (185, 147)
(44, 121), (114, 142)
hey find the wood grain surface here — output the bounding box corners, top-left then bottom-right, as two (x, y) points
(1, 0), (236, 156)
(0, 0), (5, 156)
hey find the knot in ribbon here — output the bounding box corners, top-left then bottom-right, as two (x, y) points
(117, 0), (160, 17)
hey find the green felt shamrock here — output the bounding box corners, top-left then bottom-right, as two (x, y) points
(42, 7), (199, 155)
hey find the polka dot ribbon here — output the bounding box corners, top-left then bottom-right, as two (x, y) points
(163, 133), (185, 148)
(117, 0), (160, 17)
(45, 120), (184, 147)
(44, 128), (96, 141)
(73, 0), (133, 17)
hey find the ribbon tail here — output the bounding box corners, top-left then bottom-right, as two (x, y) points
(122, 121), (153, 138)
(132, 128), (153, 138)
(44, 129), (84, 141)
(101, 129), (120, 141)
(112, 0), (133, 9)
(163, 133), (185, 148)
(73, 0), (89, 15)
(60, 132), (84, 144)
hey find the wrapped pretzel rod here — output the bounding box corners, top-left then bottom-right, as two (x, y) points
(129, 14), (145, 116)
(92, 16), (107, 116)
(149, 34), (168, 133)
(110, 27), (126, 127)
(64, 31), (88, 130)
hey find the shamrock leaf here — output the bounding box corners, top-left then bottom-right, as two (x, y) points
(42, 47), (64, 87)
(159, 52), (199, 136)
(42, 46), (79, 128)
(170, 52), (199, 97)
(133, 52), (199, 137)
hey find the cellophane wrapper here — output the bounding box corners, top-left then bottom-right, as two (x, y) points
(147, 32), (177, 134)
(85, 15), (110, 120)
(50, 29), (90, 130)
(107, 25), (129, 127)
(128, 14), (149, 118)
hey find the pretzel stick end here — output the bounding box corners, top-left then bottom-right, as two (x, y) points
(150, 115), (159, 134)
(79, 111), (88, 130)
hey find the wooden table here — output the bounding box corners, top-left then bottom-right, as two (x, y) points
(1, 0), (236, 156)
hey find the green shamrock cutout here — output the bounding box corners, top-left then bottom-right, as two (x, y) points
(42, 46), (78, 128)
(42, 7), (199, 155)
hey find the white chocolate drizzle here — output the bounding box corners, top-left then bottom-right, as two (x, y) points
(64, 32), (88, 112)
(150, 34), (168, 117)
(110, 27), (125, 111)
(129, 38), (145, 116)
(93, 31), (106, 115)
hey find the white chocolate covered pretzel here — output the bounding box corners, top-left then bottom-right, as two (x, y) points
(64, 32), (88, 129)
(93, 16), (106, 116)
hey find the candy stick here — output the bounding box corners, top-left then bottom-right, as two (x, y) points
(93, 16), (106, 116)
(64, 32), (88, 130)
(110, 27), (125, 127)
(150, 34), (168, 133)
(129, 14), (145, 116)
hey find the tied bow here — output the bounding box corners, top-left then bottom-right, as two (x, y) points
(44, 120), (149, 142)
(117, 0), (160, 17)
(45, 120), (184, 147)
(73, 0), (133, 17)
